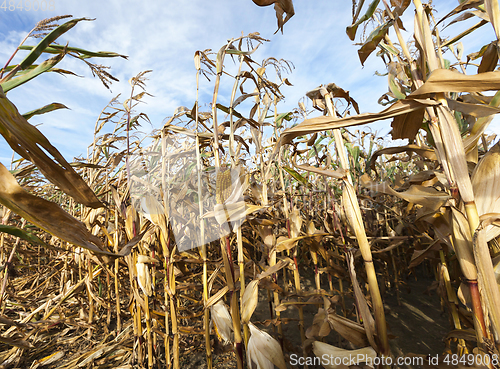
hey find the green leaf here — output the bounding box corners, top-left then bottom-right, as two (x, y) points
(388, 73), (406, 100)
(0, 224), (47, 246)
(1, 53), (65, 92)
(275, 112), (292, 128)
(18, 44), (127, 59)
(378, 41), (400, 56)
(283, 166), (312, 188)
(346, 0), (380, 41)
(358, 20), (393, 66)
(441, 20), (488, 48)
(216, 103), (244, 119)
(18, 17), (92, 70)
(22, 102), (68, 120)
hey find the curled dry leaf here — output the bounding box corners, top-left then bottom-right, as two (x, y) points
(360, 173), (450, 211)
(367, 144), (437, 171)
(306, 308), (332, 339)
(251, 0), (295, 34)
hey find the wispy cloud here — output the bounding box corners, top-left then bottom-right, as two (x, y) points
(0, 0), (498, 164)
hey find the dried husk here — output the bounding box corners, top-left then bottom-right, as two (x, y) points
(312, 342), (377, 369)
(241, 279), (259, 324)
(247, 323), (286, 369)
(471, 141), (500, 241)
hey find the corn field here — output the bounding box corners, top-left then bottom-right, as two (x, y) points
(0, 1), (500, 368)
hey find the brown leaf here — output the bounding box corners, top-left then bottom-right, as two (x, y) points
(409, 239), (442, 268)
(328, 312), (370, 348)
(478, 41), (499, 73)
(278, 98), (440, 147)
(292, 155), (347, 180)
(306, 308), (331, 338)
(306, 83), (360, 114)
(358, 21), (392, 66)
(360, 173), (450, 210)
(0, 86), (102, 208)
(251, 0), (295, 33)
(0, 335), (33, 349)
(0, 163), (114, 255)
(447, 98), (500, 118)
(410, 69), (500, 96)
(390, 108), (425, 140)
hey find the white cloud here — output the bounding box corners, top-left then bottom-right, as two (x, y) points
(0, 0), (499, 166)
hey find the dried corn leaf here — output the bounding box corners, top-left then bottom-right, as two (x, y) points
(251, 0), (294, 34)
(450, 207), (478, 280)
(358, 20), (392, 65)
(411, 69), (500, 96)
(292, 159), (347, 180)
(0, 163), (114, 255)
(306, 83), (359, 114)
(435, 0), (485, 29)
(275, 233), (328, 252)
(0, 86), (102, 208)
(473, 226), (500, 339)
(256, 259), (290, 280)
(485, 0), (500, 40)
(478, 41), (499, 73)
(289, 207), (302, 239)
(346, 252), (378, 351)
(361, 173), (450, 210)
(31, 351), (64, 368)
(278, 98), (439, 146)
(328, 312), (370, 347)
(390, 108), (425, 140)
(436, 104), (476, 203)
(447, 98), (500, 118)
(0, 335), (32, 348)
(306, 308), (332, 338)
(367, 144), (437, 171)
(22, 102), (68, 120)
(409, 239), (442, 268)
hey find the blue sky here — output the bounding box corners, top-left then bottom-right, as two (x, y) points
(0, 0), (498, 165)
